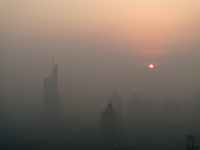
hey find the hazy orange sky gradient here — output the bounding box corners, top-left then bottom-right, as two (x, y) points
(0, 0), (200, 115)
(1, 0), (200, 56)
(1, 1), (200, 147)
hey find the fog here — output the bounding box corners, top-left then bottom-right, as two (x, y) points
(0, 0), (200, 150)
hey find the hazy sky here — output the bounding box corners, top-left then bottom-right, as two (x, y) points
(1, 0), (200, 118)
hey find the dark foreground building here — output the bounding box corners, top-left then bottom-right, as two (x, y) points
(186, 135), (200, 150)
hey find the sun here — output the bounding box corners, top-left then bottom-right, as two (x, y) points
(149, 64), (154, 69)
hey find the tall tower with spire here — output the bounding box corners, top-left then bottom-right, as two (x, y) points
(43, 59), (61, 134)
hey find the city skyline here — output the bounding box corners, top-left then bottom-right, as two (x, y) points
(0, 59), (200, 149)
(0, 0), (200, 149)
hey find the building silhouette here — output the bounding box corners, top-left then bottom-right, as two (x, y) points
(109, 90), (123, 144)
(101, 103), (117, 150)
(161, 98), (180, 121)
(109, 90), (122, 116)
(186, 135), (200, 150)
(128, 94), (143, 123)
(43, 61), (61, 135)
(128, 94), (153, 123)
(127, 94), (146, 145)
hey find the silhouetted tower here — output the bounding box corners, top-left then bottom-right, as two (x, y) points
(109, 90), (123, 143)
(161, 98), (180, 121)
(128, 94), (143, 123)
(43, 60), (61, 134)
(143, 99), (153, 121)
(101, 103), (117, 150)
(110, 90), (122, 115)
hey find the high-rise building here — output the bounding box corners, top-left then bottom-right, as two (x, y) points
(109, 90), (123, 143)
(128, 94), (153, 123)
(109, 90), (122, 115)
(43, 61), (61, 134)
(101, 103), (117, 150)
(161, 98), (180, 121)
(127, 94), (145, 142)
(128, 94), (143, 123)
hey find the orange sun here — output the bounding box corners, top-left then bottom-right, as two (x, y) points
(149, 64), (154, 69)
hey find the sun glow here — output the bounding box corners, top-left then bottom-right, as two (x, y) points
(149, 64), (154, 69)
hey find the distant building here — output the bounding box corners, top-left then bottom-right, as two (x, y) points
(101, 103), (117, 150)
(161, 98), (180, 121)
(43, 61), (61, 134)
(109, 90), (123, 143)
(128, 94), (153, 122)
(186, 135), (200, 150)
(128, 94), (143, 123)
(109, 90), (122, 116)
(127, 94), (154, 145)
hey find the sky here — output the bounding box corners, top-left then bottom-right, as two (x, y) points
(0, 0), (200, 119)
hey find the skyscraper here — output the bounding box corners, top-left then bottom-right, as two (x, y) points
(161, 98), (180, 121)
(109, 90), (123, 144)
(128, 94), (143, 123)
(101, 103), (117, 150)
(109, 90), (122, 115)
(43, 61), (61, 134)
(127, 94), (144, 142)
